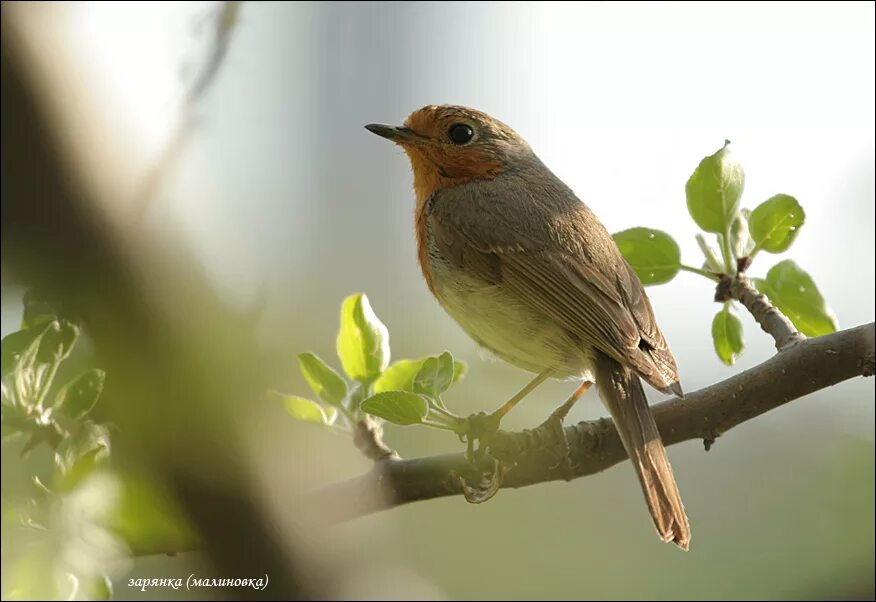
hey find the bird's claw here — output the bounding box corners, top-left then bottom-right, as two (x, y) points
(451, 455), (506, 504)
(461, 410), (501, 463)
(454, 412), (508, 504)
(536, 408), (576, 476)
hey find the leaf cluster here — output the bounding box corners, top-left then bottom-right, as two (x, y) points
(276, 293), (469, 430)
(612, 141), (836, 365)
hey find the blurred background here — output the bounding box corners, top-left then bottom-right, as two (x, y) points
(2, 1), (873, 600)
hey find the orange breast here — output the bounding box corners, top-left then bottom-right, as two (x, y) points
(405, 146), (501, 295)
(414, 196), (435, 294)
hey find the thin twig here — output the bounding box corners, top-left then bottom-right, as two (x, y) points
(679, 264), (720, 281)
(352, 415), (400, 462)
(132, 1), (242, 219)
(728, 275), (805, 350)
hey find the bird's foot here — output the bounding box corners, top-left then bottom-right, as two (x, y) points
(450, 455), (507, 504)
(534, 405), (575, 476)
(460, 410), (502, 463)
(535, 381), (591, 476)
(454, 411), (507, 504)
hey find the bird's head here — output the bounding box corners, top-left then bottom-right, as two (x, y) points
(366, 105), (532, 201)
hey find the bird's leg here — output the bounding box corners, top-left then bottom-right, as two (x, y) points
(538, 381), (592, 473)
(462, 368), (553, 462)
(550, 381), (592, 421)
(493, 368), (555, 419)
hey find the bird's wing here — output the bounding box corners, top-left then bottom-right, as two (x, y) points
(428, 187), (681, 394)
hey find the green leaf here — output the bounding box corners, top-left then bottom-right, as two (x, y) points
(36, 319), (79, 364)
(84, 575), (113, 601)
(53, 369), (105, 419)
(1, 329), (40, 380)
(686, 141), (745, 233)
(373, 358), (427, 394)
(730, 209), (754, 258)
(696, 234), (724, 273)
(749, 194), (805, 254)
(1, 320), (79, 410)
(1, 319), (63, 378)
(361, 391), (429, 426)
(1, 398), (32, 432)
(711, 306), (744, 365)
(413, 352), (456, 398)
(19, 290), (79, 362)
(297, 353), (347, 406)
(612, 228), (681, 285)
(452, 359), (467, 384)
(754, 260), (837, 336)
(375, 354), (468, 396)
(274, 392), (337, 426)
(54, 421), (111, 491)
(21, 289), (57, 331)
(336, 293), (390, 381)
(9, 323), (53, 405)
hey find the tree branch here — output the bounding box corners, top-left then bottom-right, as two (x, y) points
(306, 323), (874, 523)
(132, 1), (241, 220)
(353, 416), (400, 461)
(727, 274), (805, 350)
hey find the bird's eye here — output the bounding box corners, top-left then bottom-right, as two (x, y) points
(447, 123), (474, 145)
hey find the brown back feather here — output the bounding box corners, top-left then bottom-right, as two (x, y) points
(427, 166), (682, 394)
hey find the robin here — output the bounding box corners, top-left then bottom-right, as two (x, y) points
(366, 105), (690, 550)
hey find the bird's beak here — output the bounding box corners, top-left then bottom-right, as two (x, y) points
(365, 123), (422, 145)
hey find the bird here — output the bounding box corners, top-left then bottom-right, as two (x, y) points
(365, 105), (690, 550)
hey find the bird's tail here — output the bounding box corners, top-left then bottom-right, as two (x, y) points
(594, 353), (691, 550)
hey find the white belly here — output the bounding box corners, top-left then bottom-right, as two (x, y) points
(432, 268), (594, 381)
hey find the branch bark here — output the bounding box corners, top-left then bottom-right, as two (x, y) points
(307, 322), (874, 523)
(353, 416), (400, 461)
(727, 274), (806, 350)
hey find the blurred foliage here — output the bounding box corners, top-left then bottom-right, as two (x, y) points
(1, 292), (196, 600)
(612, 141), (837, 366)
(1, 289), (107, 483)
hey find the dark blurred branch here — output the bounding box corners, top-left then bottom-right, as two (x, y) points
(308, 322), (874, 522)
(717, 274), (806, 350)
(2, 9), (320, 597)
(133, 1), (241, 219)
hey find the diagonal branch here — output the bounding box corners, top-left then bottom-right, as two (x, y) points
(724, 274), (805, 350)
(306, 322), (874, 523)
(353, 415), (400, 461)
(132, 1), (242, 219)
